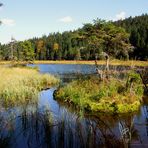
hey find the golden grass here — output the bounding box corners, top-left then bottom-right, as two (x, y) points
(0, 60), (148, 67)
(35, 60), (148, 67)
(0, 66), (59, 107)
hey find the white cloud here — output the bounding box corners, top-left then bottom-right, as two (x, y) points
(1, 18), (15, 26)
(115, 11), (126, 20)
(58, 16), (73, 23)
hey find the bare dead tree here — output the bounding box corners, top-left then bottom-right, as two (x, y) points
(102, 52), (109, 72)
(10, 36), (16, 60)
(95, 54), (104, 80)
(137, 68), (148, 93)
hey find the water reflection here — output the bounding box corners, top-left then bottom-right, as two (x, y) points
(0, 64), (147, 147)
(0, 88), (146, 148)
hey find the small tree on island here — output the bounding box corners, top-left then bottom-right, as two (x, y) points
(81, 19), (133, 59)
(79, 19), (133, 79)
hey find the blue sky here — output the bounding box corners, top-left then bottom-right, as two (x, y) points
(0, 0), (148, 44)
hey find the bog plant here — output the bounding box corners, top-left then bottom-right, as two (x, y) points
(54, 72), (144, 114)
(0, 66), (59, 107)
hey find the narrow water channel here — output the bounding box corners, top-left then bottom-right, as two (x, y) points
(0, 64), (148, 148)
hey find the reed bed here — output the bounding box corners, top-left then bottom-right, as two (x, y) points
(0, 66), (59, 106)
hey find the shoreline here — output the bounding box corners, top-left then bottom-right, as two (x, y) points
(0, 60), (147, 67)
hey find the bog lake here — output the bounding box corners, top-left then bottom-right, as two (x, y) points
(0, 64), (148, 148)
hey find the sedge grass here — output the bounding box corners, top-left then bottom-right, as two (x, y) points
(0, 66), (59, 107)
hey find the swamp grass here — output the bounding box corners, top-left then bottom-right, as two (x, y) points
(0, 66), (59, 107)
(54, 72), (144, 114)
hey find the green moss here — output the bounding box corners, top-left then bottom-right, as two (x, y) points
(55, 75), (144, 114)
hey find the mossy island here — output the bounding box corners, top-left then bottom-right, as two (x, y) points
(54, 71), (144, 114)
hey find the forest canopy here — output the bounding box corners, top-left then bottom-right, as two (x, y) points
(0, 14), (148, 61)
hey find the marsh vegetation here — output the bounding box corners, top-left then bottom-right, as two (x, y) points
(0, 1), (148, 147)
(0, 66), (59, 107)
(0, 63), (147, 148)
(54, 71), (144, 113)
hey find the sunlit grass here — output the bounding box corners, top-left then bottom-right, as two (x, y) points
(55, 74), (144, 113)
(35, 60), (148, 67)
(0, 60), (147, 67)
(0, 66), (59, 107)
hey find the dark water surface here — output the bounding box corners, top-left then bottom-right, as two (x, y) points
(0, 64), (148, 148)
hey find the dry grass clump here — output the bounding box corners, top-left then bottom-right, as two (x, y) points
(0, 66), (59, 106)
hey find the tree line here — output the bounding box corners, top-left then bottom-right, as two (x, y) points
(114, 14), (148, 60)
(0, 14), (148, 61)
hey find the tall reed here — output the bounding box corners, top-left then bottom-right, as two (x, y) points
(0, 66), (59, 107)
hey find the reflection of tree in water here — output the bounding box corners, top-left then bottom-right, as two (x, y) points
(0, 110), (16, 148)
(84, 115), (124, 148)
(118, 113), (144, 148)
(143, 106), (148, 136)
(18, 104), (54, 147)
(0, 102), (140, 148)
